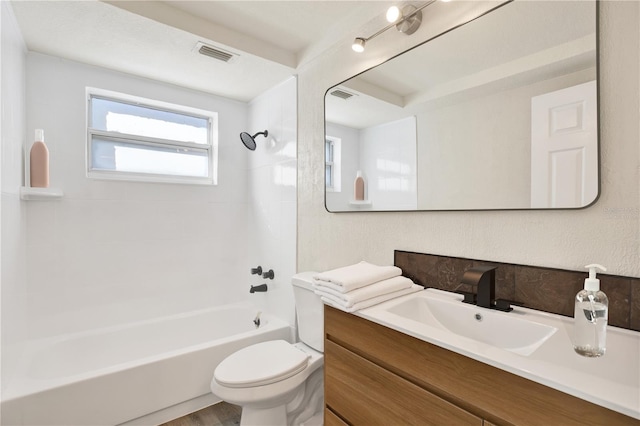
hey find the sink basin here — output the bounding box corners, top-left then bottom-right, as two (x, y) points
(385, 290), (557, 356)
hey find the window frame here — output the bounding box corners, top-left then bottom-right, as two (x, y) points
(325, 135), (341, 192)
(86, 87), (218, 185)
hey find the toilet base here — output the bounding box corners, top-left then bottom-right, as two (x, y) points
(237, 368), (323, 426)
(240, 405), (287, 426)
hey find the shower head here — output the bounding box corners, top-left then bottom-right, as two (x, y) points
(240, 130), (268, 151)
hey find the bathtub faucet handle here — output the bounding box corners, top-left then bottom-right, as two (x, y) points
(262, 269), (274, 280)
(253, 311), (262, 328)
(250, 266), (263, 275)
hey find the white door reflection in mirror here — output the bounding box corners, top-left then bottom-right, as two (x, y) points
(531, 80), (598, 208)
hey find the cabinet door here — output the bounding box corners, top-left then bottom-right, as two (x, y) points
(325, 340), (482, 426)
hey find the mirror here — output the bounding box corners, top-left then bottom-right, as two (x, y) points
(325, 0), (598, 212)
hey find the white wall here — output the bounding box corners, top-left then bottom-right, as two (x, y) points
(417, 67), (596, 210)
(1, 0), (28, 348)
(18, 53), (250, 340)
(297, 1), (640, 278)
(359, 116), (417, 211)
(245, 77), (298, 328)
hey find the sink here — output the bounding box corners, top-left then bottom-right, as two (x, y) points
(357, 288), (640, 419)
(385, 290), (557, 356)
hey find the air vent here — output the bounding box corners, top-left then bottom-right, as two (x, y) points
(195, 42), (238, 63)
(330, 89), (356, 100)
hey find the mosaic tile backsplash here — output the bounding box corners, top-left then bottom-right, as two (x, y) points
(394, 250), (640, 332)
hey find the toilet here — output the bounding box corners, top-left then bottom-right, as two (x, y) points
(210, 272), (324, 426)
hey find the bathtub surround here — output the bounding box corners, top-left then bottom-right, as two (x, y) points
(16, 52), (249, 341)
(297, 2), (640, 279)
(395, 251), (640, 332)
(245, 77), (298, 330)
(1, 0), (28, 351)
(9, 58), (295, 343)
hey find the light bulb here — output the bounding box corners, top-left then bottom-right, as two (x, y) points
(386, 6), (401, 23)
(352, 37), (365, 53)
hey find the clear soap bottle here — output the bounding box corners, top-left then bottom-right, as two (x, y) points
(573, 264), (608, 357)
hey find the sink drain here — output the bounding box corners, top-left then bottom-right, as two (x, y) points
(475, 313), (483, 322)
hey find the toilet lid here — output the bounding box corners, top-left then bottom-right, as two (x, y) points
(214, 340), (310, 388)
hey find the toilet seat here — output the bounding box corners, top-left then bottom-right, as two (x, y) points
(214, 340), (310, 388)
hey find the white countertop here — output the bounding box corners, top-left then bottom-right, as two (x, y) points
(356, 288), (640, 420)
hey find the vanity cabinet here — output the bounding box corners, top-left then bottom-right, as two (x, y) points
(324, 305), (639, 426)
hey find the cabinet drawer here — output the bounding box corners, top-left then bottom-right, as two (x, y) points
(325, 407), (348, 426)
(325, 339), (482, 426)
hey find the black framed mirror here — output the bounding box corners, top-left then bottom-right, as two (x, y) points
(325, 0), (598, 212)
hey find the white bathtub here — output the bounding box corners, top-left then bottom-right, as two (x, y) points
(1, 303), (291, 425)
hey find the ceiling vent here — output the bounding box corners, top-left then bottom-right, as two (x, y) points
(330, 89), (357, 100)
(195, 42), (238, 63)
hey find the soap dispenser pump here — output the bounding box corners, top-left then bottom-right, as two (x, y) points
(573, 264), (608, 357)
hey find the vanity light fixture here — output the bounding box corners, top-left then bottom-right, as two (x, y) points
(352, 37), (366, 53)
(386, 6), (402, 23)
(352, 0), (438, 53)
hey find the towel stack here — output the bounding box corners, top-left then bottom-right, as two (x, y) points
(313, 261), (422, 312)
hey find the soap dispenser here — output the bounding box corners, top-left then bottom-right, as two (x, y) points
(573, 264), (608, 357)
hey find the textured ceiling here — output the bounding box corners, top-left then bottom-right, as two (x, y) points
(10, 0), (386, 102)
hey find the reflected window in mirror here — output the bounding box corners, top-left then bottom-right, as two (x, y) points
(325, 136), (341, 192)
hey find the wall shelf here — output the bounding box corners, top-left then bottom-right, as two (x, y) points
(20, 186), (64, 201)
(349, 200), (371, 206)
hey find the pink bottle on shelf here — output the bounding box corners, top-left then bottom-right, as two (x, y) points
(30, 129), (49, 188)
(354, 171), (365, 201)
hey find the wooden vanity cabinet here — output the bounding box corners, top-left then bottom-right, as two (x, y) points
(324, 305), (639, 426)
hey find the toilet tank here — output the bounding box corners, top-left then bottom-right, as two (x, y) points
(291, 272), (324, 352)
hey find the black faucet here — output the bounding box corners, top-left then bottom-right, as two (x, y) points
(250, 283), (268, 293)
(460, 265), (512, 312)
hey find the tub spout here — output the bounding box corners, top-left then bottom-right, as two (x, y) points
(250, 283), (268, 293)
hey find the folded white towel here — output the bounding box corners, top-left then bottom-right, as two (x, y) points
(313, 275), (414, 308)
(321, 284), (423, 313)
(313, 261), (402, 292)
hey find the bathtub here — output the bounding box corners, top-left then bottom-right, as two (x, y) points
(1, 303), (291, 425)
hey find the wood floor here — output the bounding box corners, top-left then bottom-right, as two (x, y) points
(160, 402), (241, 426)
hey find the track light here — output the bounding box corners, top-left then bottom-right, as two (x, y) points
(352, 0), (439, 53)
(386, 6), (401, 23)
(352, 37), (366, 53)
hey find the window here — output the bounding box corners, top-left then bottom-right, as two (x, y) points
(325, 136), (341, 192)
(87, 88), (218, 185)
